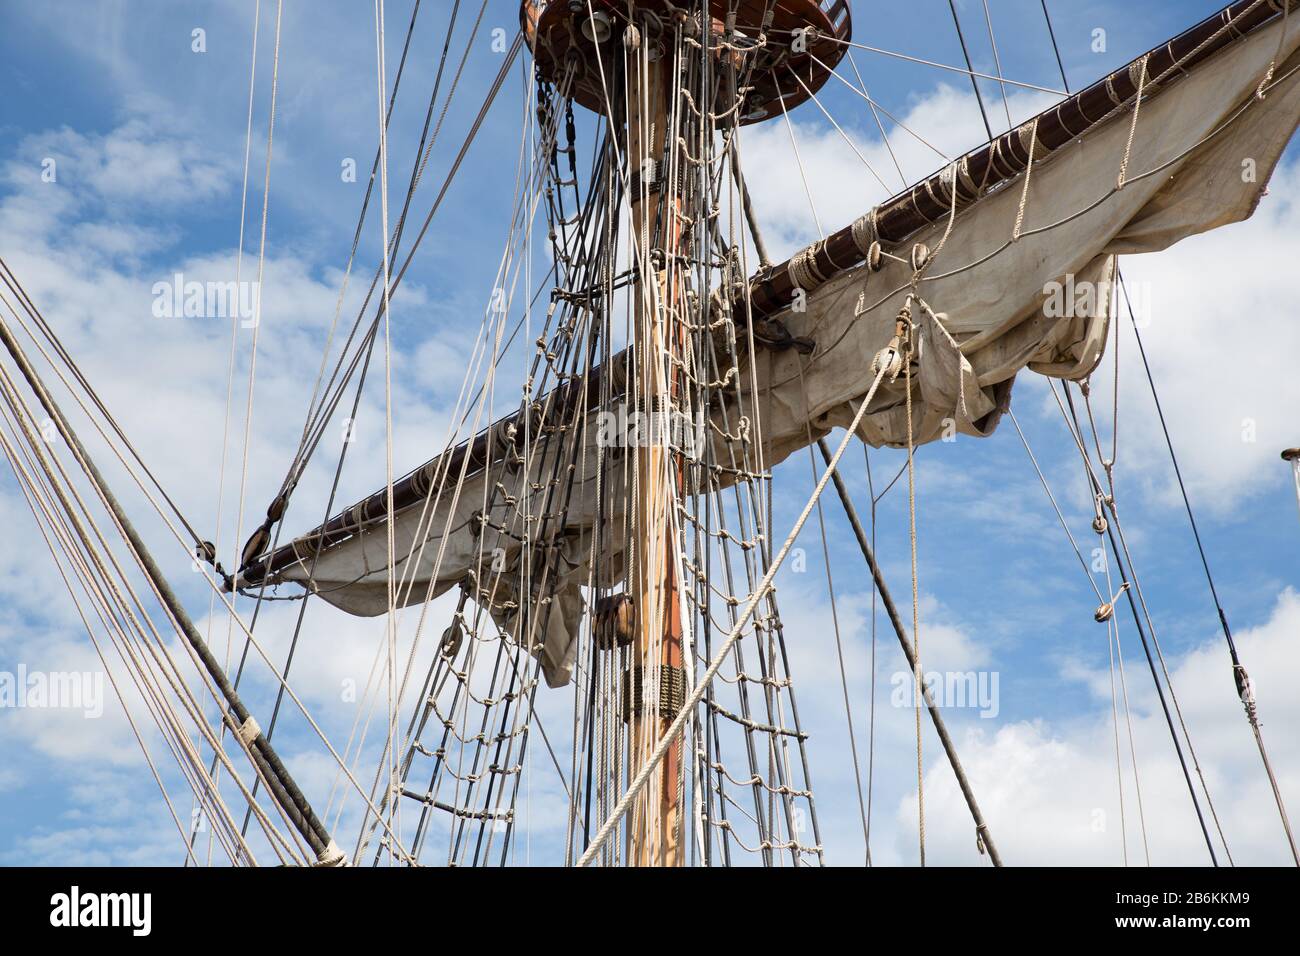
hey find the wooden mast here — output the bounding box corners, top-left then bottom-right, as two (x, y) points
(243, 0), (857, 866)
(243, 0), (1300, 591)
(625, 43), (685, 868)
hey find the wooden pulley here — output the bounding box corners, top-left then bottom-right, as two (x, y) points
(440, 618), (464, 660)
(266, 492), (289, 522)
(594, 593), (634, 650)
(910, 242), (931, 271)
(867, 240), (883, 272)
(240, 525), (270, 568)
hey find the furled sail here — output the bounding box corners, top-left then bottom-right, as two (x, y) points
(750, 0), (1300, 459)
(242, 0), (1300, 687)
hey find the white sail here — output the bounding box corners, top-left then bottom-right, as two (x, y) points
(271, 12), (1300, 687)
(755, 10), (1300, 458)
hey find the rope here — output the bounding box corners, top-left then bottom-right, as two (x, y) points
(1040, 0), (1070, 93)
(774, 69), (824, 237)
(0, 311), (317, 864)
(981, 0), (1015, 129)
(578, 345), (900, 866)
(1117, 55), (1149, 190)
(804, 31), (1068, 98)
(845, 52), (908, 188)
(372, 0), (402, 852)
(796, 365), (870, 861)
(948, 0), (995, 141)
(1119, 274), (1298, 865)
(230, 0), (283, 600)
(903, 305), (924, 866)
(1053, 382), (1221, 864)
(1007, 408), (1148, 863)
(808, 56), (953, 161)
(196, 0), (263, 867)
(1257, 0), (1293, 98)
(783, 64), (890, 193)
(1012, 116), (1040, 241)
(865, 443), (878, 863)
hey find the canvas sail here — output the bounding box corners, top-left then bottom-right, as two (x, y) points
(251, 6), (1300, 686)
(750, 6), (1300, 460)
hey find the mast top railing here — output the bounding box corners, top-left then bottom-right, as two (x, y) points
(520, 0), (852, 125)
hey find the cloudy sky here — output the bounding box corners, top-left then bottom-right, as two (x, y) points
(0, 0), (1297, 867)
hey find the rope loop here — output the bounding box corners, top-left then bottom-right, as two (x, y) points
(1117, 55), (1150, 191)
(1013, 117), (1041, 241)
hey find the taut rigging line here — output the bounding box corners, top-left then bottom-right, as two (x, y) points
(1059, 383), (1222, 866)
(817, 438), (1002, 867)
(0, 308), (342, 864)
(1119, 275), (1299, 866)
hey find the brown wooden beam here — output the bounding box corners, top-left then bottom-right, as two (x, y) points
(242, 0), (1293, 589)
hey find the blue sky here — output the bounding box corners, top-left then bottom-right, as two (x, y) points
(0, 0), (1298, 866)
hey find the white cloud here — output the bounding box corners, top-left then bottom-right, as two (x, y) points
(732, 66), (1300, 512)
(4, 119), (233, 211)
(1092, 161), (1300, 510)
(736, 83), (1058, 260)
(908, 588), (1300, 865)
(1, 43), (1298, 867)
(0, 113), (491, 863)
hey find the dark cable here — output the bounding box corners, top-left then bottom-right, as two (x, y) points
(1061, 385), (1219, 865)
(947, 0), (994, 141)
(1040, 0), (1071, 93)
